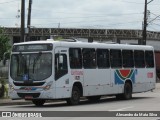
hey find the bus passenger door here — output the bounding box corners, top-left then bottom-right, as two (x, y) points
(54, 47), (70, 98)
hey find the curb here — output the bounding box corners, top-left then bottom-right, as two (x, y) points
(0, 99), (32, 106)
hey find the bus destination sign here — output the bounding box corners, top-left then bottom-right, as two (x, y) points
(12, 44), (53, 52)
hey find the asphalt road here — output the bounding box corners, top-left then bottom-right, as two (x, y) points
(0, 87), (160, 120)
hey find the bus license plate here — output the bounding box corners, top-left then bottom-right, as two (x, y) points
(25, 96), (33, 99)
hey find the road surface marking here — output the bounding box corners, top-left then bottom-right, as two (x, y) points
(109, 106), (134, 111)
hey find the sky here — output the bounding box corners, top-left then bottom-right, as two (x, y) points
(0, 0), (159, 31)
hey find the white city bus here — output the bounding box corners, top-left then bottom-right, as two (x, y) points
(9, 39), (156, 106)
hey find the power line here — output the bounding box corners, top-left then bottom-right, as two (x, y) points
(0, 18), (16, 19)
(0, 12), (143, 20)
(121, 0), (143, 4)
(150, 12), (159, 17)
(32, 8), (142, 16)
(31, 11), (142, 19)
(148, 14), (160, 24)
(31, 13), (142, 20)
(32, 20), (141, 26)
(121, 0), (159, 5)
(0, 0), (19, 4)
(148, 26), (159, 31)
(152, 23), (160, 26)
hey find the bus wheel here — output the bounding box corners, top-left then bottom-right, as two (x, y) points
(32, 99), (45, 106)
(123, 82), (132, 100)
(87, 96), (101, 102)
(66, 86), (80, 105)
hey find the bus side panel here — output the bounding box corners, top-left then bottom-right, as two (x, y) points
(83, 69), (104, 96)
(133, 69), (146, 93)
(133, 68), (156, 93)
(55, 76), (71, 99)
(95, 69), (111, 95)
(110, 69), (125, 94)
(100, 69), (112, 95)
(144, 68), (156, 91)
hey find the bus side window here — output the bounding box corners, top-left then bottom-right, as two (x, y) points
(55, 54), (68, 80)
(122, 50), (134, 68)
(110, 49), (122, 68)
(69, 48), (82, 69)
(97, 49), (110, 68)
(145, 51), (154, 68)
(83, 48), (96, 69)
(134, 50), (145, 68)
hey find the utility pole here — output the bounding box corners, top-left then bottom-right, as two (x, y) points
(20, 0), (25, 42)
(142, 0), (147, 45)
(26, 0), (32, 41)
(142, 0), (154, 45)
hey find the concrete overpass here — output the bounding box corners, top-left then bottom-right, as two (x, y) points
(2, 27), (160, 79)
(3, 27), (160, 43)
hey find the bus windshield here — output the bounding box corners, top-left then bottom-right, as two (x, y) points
(10, 53), (52, 81)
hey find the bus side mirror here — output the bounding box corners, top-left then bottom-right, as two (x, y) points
(2, 59), (6, 66)
(3, 52), (10, 66)
(59, 55), (63, 64)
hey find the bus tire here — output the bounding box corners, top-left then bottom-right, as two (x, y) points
(87, 96), (101, 102)
(123, 82), (132, 100)
(66, 86), (80, 105)
(32, 99), (45, 106)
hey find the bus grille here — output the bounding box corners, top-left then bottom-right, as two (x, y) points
(17, 93), (40, 98)
(13, 82), (45, 86)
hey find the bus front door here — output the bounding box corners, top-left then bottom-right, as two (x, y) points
(54, 47), (70, 98)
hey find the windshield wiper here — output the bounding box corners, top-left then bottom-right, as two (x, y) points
(33, 52), (42, 73)
(18, 52), (28, 74)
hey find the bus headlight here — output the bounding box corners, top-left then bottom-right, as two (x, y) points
(44, 81), (53, 91)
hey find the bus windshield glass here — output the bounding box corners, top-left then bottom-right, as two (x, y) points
(10, 53), (52, 81)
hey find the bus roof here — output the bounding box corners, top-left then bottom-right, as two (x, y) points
(13, 39), (154, 51)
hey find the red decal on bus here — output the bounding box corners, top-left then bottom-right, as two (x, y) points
(147, 72), (153, 78)
(71, 70), (83, 76)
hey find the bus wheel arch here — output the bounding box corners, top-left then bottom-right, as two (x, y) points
(73, 82), (83, 97)
(116, 80), (133, 100)
(66, 82), (83, 105)
(123, 80), (133, 100)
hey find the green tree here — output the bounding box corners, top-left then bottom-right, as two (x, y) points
(0, 28), (11, 61)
